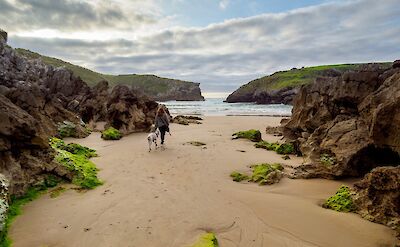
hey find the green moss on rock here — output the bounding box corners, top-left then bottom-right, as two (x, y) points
(230, 172), (249, 182)
(254, 141), (295, 155)
(320, 153), (336, 166)
(232, 129), (262, 142)
(50, 137), (103, 189)
(250, 163), (284, 185)
(101, 127), (122, 140)
(58, 120), (77, 138)
(192, 232), (219, 247)
(0, 178), (62, 247)
(323, 185), (355, 212)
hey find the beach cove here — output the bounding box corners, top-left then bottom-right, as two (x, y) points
(9, 116), (397, 247)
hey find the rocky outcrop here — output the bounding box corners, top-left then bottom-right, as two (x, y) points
(226, 64), (391, 105)
(0, 37), (160, 195)
(0, 30), (6, 43)
(105, 85), (158, 134)
(283, 61), (400, 178)
(353, 166), (400, 235)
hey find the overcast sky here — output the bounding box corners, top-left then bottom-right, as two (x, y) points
(2, 0), (400, 93)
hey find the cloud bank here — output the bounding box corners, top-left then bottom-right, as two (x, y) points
(4, 0), (400, 92)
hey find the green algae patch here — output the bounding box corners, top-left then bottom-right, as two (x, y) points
(57, 120), (77, 138)
(320, 153), (336, 166)
(187, 141), (206, 146)
(50, 138), (103, 189)
(250, 163), (284, 185)
(101, 127), (122, 140)
(192, 232), (219, 247)
(230, 172), (249, 182)
(323, 185), (355, 212)
(63, 143), (97, 158)
(49, 187), (66, 198)
(255, 141), (295, 155)
(0, 174), (64, 247)
(232, 129), (262, 142)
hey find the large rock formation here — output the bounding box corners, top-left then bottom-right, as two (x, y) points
(105, 85), (158, 134)
(0, 36), (159, 196)
(283, 62), (400, 178)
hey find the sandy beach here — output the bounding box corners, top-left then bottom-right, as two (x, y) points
(10, 116), (397, 247)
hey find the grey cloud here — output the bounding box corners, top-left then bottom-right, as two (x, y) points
(0, 0), (157, 32)
(7, 0), (400, 92)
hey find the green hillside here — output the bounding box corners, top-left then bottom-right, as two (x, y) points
(226, 62), (392, 103)
(239, 63), (391, 93)
(15, 48), (203, 100)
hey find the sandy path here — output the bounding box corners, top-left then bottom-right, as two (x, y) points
(10, 116), (397, 247)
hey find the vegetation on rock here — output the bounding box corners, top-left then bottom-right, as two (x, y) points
(57, 120), (91, 138)
(50, 137), (103, 189)
(0, 175), (62, 247)
(254, 141), (295, 155)
(231, 163), (284, 185)
(232, 130), (262, 142)
(323, 185), (355, 212)
(192, 232), (219, 247)
(250, 163), (284, 185)
(226, 62), (391, 104)
(101, 127), (122, 140)
(173, 115), (203, 125)
(320, 153), (336, 166)
(230, 172), (249, 182)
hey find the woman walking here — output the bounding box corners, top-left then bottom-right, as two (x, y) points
(155, 107), (170, 146)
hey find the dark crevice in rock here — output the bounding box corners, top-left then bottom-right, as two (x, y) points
(344, 145), (400, 177)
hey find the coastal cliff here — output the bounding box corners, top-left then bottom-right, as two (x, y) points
(15, 48), (204, 102)
(226, 63), (391, 104)
(0, 34), (159, 197)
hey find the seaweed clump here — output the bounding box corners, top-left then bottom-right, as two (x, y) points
(50, 137), (103, 189)
(101, 127), (122, 140)
(232, 130), (262, 142)
(192, 232), (219, 247)
(254, 141), (295, 155)
(230, 172), (249, 182)
(250, 163), (284, 185)
(231, 163), (284, 185)
(0, 175), (62, 247)
(320, 153), (336, 166)
(323, 185), (355, 212)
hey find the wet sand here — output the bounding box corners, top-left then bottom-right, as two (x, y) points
(10, 116), (397, 246)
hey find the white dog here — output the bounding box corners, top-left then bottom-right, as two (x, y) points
(147, 129), (160, 152)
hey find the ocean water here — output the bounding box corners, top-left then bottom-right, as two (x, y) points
(159, 98), (292, 116)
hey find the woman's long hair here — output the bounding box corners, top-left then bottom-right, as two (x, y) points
(157, 106), (165, 116)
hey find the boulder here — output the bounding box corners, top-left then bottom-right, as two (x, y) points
(173, 115), (202, 125)
(353, 166), (400, 235)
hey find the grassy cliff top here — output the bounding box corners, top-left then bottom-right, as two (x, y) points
(235, 63), (392, 94)
(15, 48), (197, 94)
